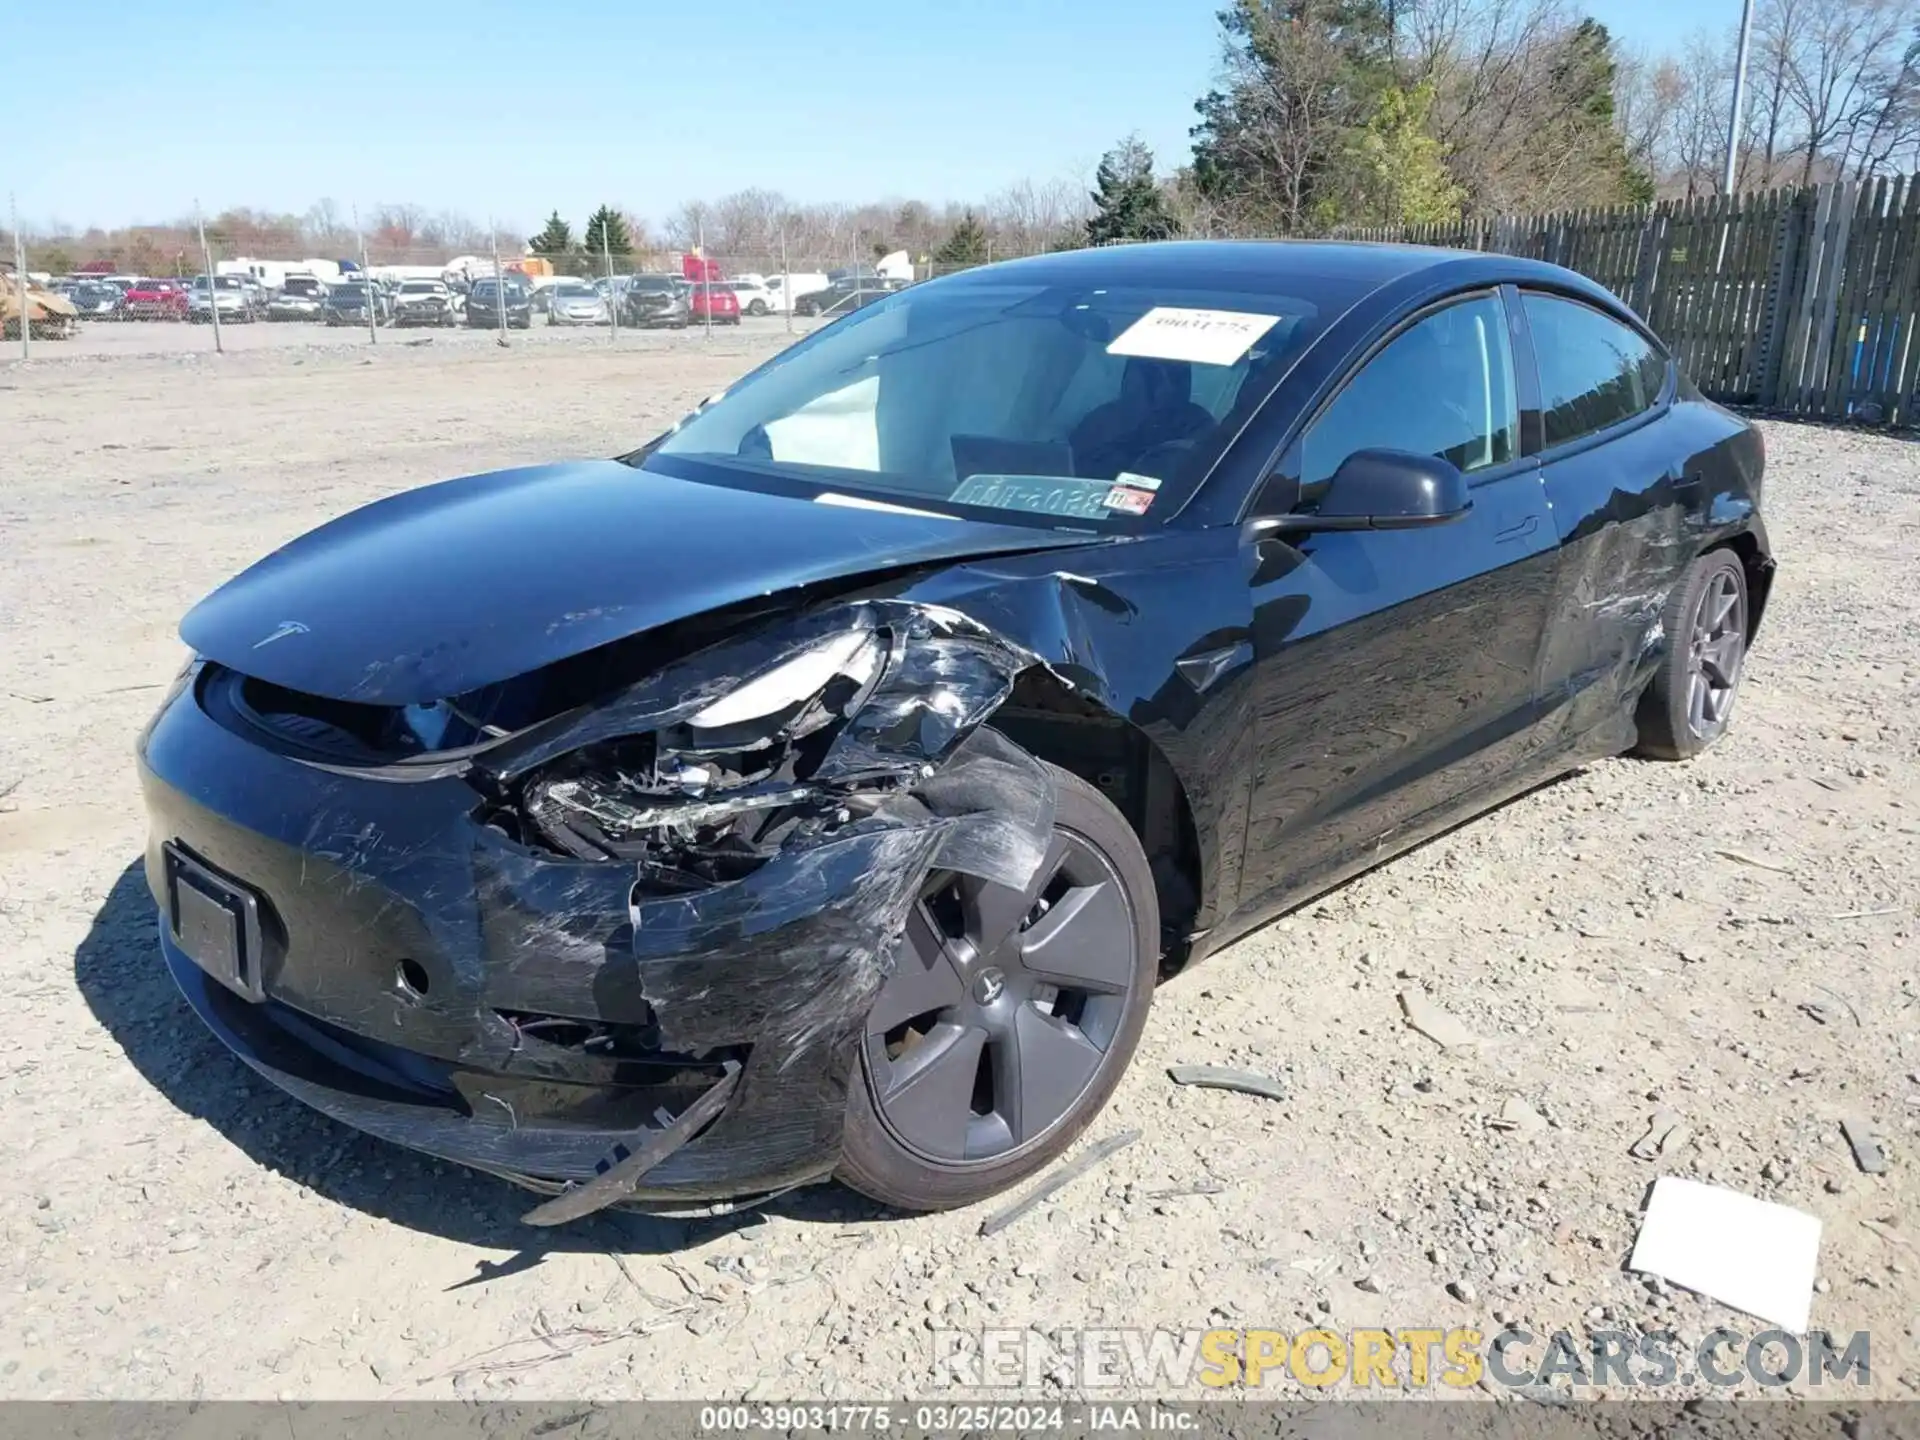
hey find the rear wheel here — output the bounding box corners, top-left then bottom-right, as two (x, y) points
(838, 762), (1157, 1211)
(1636, 549), (1749, 760)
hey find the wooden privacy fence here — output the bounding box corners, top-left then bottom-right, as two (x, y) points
(1342, 174), (1920, 427)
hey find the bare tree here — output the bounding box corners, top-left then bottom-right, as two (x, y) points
(1781, 0), (1910, 183)
(1614, 46), (1687, 188)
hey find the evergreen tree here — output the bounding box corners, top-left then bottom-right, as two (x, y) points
(933, 210), (990, 266)
(582, 205), (632, 263)
(1189, 0), (1398, 234)
(1346, 84), (1464, 226)
(1085, 137), (1180, 244)
(528, 211), (574, 258)
(1547, 22), (1650, 205)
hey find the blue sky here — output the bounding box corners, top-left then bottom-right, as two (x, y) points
(12, 0), (1739, 233)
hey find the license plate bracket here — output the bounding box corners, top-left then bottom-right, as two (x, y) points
(163, 843), (267, 1002)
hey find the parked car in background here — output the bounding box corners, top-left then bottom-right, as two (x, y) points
(67, 281), (124, 321)
(391, 279), (458, 328)
(545, 279), (609, 326)
(121, 278), (190, 321)
(322, 282), (379, 327)
(793, 276), (900, 318)
(187, 274), (256, 324)
(688, 280), (741, 325)
(465, 276), (533, 329)
(764, 272), (830, 313)
(622, 274), (689, 329)
(722, 277), (774, 316)
(265, 286), (326, 322)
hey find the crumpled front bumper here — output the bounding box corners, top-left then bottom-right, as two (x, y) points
(137, 606), (1054, 1213)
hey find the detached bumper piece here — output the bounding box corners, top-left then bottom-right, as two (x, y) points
(521, 1059), (741, 1225)
(138, 601), (1056, 1218)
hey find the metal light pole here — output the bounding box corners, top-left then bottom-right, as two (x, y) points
(11, 192), (27, 362)
(1722, 0), (1756, 195)
(603, 219), (618, 342)
(489, 222), (508, 346)
(353, 204), (376, 345)
(781, 227), (791, 335)
(196, 201), (222, 356)
(698, 214), (711, 341)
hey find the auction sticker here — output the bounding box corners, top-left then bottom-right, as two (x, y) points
(1108, 306), (1279, 366)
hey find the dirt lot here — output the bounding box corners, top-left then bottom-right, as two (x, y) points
(1, 337), (1916, 1404)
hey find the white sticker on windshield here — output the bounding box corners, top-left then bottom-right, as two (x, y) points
(1107, 306), (1279, 366)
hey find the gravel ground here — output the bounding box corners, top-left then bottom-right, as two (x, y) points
(0, 338), (1915, 1404)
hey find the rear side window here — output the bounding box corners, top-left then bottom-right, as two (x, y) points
(1522, 293), (1667, 447)
(1300, 292), (1518, 492)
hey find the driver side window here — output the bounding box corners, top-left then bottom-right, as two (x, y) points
(1299, 293), (1518, 498)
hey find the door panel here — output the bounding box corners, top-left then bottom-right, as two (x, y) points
(1232, 471), (1558, 926)
(1227, 289), (1560, 928)
(1519, 292), (1727, 757)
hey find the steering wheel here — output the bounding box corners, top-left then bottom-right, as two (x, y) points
(1123, 437), (1198, 481)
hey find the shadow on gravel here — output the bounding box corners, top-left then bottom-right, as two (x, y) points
(75, 858), (888, 1262)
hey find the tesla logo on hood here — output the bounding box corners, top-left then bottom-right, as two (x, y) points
(253, 620), (311, 649)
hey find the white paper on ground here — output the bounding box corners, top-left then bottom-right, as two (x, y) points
(1627, 1176), (1822, 1331)
(1107, 306), (1279, 366)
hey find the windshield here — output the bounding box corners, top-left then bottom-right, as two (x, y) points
(646, 278), (1323, 526)
(553, 282), (595, 297)
(399, 281), (442, 293)
(328, 285), (366, 300)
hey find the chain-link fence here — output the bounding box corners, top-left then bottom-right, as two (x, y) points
(0, 201), (1084, 362)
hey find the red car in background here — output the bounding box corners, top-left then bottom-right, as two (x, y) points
(120, 278), (189, 321)
(686, 280), (740, 325)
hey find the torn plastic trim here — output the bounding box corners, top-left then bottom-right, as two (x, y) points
(469, 728), (1056, 1067)
(620, 726), (1056, 1061)
(520, 1058), (743, 1225)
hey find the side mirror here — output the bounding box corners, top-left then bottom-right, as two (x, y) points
(1266, 449), (1472, 534)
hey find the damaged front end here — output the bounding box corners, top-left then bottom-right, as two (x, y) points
(138, 601), (1057, 1221)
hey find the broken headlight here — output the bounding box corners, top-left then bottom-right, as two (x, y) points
(516, 629), (889, 882)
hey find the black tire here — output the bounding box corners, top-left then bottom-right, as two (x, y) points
(838, 760), (1158, 1211)
(747, 299), (767, 316)
(1635, 549), (1749, 761)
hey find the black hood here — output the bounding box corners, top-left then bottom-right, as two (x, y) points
(181, 460), (1095, 705)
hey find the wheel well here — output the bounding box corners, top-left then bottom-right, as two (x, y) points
(1709, 531), (1774, 638)
(992, 669), (1202, 972)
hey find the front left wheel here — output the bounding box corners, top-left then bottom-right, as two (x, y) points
(838, 760), (1158, 1211)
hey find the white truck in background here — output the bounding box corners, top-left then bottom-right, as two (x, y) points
(219, 257), (348, 290)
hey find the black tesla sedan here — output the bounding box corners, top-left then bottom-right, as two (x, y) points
(139, 242), (1771, 1223)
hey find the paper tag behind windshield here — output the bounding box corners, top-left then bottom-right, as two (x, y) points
(1108, 306), (1279, 366)
(949, 474), (1115, 521)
